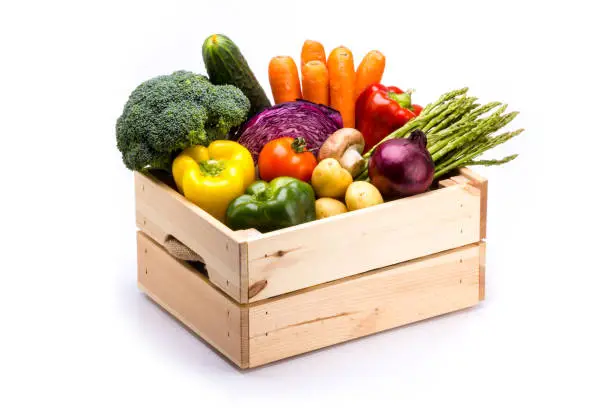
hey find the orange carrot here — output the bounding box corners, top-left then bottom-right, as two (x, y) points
(301, 60), (329, 105)
(300, 40), (326, 69)
(268, 56), (302, 104)
(327, 46), (356, 127)
(355, 50), (386, 98)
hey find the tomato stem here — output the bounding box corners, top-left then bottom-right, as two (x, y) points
(291, 137), (309, 153)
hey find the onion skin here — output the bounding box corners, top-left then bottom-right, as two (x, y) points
(368, 130), (434, 197)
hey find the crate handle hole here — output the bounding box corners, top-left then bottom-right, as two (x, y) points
(163, 236), (205, 263)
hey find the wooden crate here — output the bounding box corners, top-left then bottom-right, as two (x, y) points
(134, 168), (488, 368)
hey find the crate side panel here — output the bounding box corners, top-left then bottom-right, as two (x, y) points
(136, 232), (247, 368)
(248, 243), (481, 367)
(246, 184), (481, 302)
(135, 171), (243, 302)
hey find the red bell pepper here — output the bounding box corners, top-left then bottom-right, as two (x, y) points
(355, 84), (423, 152)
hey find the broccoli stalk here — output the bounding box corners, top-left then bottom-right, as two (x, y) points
(116, 70), (250, 171)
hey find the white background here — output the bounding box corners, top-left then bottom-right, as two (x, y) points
(1, 0), (611, 406)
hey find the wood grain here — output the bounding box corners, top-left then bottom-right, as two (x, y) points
(245, 183), (481, 302)
(134, 171), (244, 302)
(136, 231), (248, 368)
(247, 243), (483, 367)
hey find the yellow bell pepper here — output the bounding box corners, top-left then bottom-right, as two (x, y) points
(172, 141), (255, 221)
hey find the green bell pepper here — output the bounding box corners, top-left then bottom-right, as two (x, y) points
(226, 176), (316, 232)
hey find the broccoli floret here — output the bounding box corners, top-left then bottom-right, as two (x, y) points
(116, 70), (250, 171)
(202, 84), (252, 141)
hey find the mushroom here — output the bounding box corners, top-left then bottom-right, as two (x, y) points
(318, 128), (365, 177)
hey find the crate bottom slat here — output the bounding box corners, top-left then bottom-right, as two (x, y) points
(136, 231), (485, 369)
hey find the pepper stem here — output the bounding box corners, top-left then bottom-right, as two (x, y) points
(291, 137), (308, 153)
(199, 159), (226, 177)
(388, 89), (415, 109)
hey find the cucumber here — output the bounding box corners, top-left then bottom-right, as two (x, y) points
(203, 34), (271, 116)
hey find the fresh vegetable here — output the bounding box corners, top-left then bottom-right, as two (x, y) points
(356, 87), (524, 180)
(327, 46), (356, 128)
(355, 84), (422, 152)
(315, 198), (347, 219)
(344, 181), (384, 211)
(116, 70), (250, 171)
(318, 128), (365, 177)
(311, 158), (353, 199)
(236, 100), (343, 162)
(202, 34), (271, 116)
(258, 137), (318, 182)
(300, 39), (326, 68)
(355, 50), (386, 98)
(269, 56), (302, 104)
(368, 130), (434, 197)
(302, 60), (329, 105)
(171, 142), (255, 221)
(226, 177), (316, 232)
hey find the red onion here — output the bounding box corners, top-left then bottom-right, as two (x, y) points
(368, 130), (434, 197)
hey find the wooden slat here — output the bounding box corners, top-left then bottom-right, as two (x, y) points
(479, 241), (486, 300)
(134, 171), (244, 302)
(136, 232), (248, 368)
(459, 168), (488, 239)
(245, 183), (481, 302)
(248, 243), (483, 367)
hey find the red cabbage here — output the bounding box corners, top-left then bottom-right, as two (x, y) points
(236, 100), (343, 162)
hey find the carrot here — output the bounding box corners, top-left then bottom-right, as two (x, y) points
(268, 56), (302, 104)
(327, 46), (356, 127)
(300, 40), (326, 69)
(301, 60), (329, 105)
(355, 50), (386, 98)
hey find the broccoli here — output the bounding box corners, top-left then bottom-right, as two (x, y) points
(116, 70), (250, 171)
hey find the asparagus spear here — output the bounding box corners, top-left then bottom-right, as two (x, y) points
(356, 88), (523, 181)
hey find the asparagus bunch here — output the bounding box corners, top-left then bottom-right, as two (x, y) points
(357, 87), (524, 180)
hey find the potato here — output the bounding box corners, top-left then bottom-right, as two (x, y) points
(311, 158), (353, 198)
(315, 198), (348, 219)
(345, 181), (384, 211)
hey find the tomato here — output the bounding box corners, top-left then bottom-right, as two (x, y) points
(258, 137), (318, 182)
